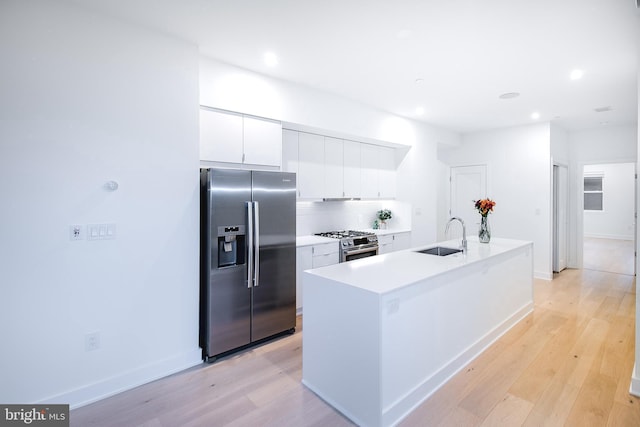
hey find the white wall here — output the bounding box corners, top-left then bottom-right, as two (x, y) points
(551, 124), (569, 165)
(200, 57), (461, 246)
(296, 200), (412, 236)
(439, 123), (552, 279)
(583, 163), (635, 240)
(0, 1), (201, 407)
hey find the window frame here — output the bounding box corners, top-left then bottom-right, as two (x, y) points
(583, 173), (604, 212)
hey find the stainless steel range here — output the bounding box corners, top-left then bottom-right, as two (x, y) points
(315, 230), (379, 262)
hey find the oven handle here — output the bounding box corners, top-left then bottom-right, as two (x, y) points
(340, 246), (379, 262)
(343, 246), (379, 256)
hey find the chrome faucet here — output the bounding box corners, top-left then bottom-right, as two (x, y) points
(445, 217), (467, 254)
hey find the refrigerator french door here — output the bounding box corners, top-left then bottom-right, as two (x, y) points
(200, 168), (296, 362)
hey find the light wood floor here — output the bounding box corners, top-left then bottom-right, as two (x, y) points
(583, 237), (635, 276)
(72, 269), (638, 426)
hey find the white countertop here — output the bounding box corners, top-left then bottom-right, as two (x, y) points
(305, 237), (532, 294)
(296, 235), (337, 247)
(361, 228), (411, 236)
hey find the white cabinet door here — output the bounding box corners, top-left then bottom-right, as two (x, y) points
(324, 137), (344, 198)
(296, 246), (313, 312)
(243, 116), (282, 167)
(343, 140), (361, 198)
(282, 129), (298, 174)
(298, 132), (325, 199)
(361, 144), (379, 198)
(312, 242), (340, 267)
(377, 234), (394, 254)
(378, 146), (397, 199)
(392, 232), (411, 251)
(199, 108), (243, 163)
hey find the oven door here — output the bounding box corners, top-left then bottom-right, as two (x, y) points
(341, 245), (379, 262)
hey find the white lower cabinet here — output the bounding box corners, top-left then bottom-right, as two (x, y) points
(378, 235), (394, 254)
(377, 232), (411, 255)
(296, 246), (313, 312)
(391, 232), (411, 251)
(296, 241), (339, 313)
(312, 242), (340, 267)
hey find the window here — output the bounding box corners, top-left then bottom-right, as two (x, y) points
(584, 174), (603, 211)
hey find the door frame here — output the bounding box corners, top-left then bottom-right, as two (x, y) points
(575, 159), (637, 275)
(448, 163), (489, 240)
(552, 162), (569, 273)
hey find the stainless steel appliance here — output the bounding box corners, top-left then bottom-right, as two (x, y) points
(200, 168), (296, 362)
(314, 230), (379, 262)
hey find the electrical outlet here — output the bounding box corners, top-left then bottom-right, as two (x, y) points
(69, 225), (84, 241)
(85, 332), (100, 351)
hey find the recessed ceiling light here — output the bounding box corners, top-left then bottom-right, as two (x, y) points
(415, 107), (425, 116)
(570, 69), (584, 80)
(531, 112), (540, 120)
(263, 52), (278, 67)
(499, 92), (520, 100)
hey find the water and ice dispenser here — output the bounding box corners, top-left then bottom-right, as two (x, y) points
(217, 225), (245, 268)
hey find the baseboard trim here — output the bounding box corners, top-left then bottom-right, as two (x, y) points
(584, 233), (634, 241)
(535, 271), (553, 280)
(43, 349), (202, 409)
(630, 367), (640, 397)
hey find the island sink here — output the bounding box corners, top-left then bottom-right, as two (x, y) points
(416, 246), (462, 256)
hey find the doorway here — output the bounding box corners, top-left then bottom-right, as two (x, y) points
(450, 165), (487, 237)
(582, 162), (636, 276)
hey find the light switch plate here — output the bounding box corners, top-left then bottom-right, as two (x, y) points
(88, 223), (116, 240)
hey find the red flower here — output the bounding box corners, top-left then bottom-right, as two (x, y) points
(474, 198), (496, 216)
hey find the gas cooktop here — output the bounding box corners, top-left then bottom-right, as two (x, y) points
(314, 230), (374, 239)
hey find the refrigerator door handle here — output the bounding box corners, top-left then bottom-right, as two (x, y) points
(246, 201), (254, 288)
(253, 201), (260, 287)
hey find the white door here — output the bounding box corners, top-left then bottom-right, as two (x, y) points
(450, 165), (487, 237)
(553, 165), (568, 272)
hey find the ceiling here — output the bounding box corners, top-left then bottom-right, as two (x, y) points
(70, 0), (639, 133)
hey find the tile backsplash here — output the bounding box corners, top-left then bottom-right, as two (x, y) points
(296, 200), (411, 235)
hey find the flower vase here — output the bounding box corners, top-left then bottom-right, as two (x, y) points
(479, 215), (491, 243)
(380, 220), (387, 230)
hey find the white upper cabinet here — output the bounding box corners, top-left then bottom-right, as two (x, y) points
(282, 129), (299, 174)
(360, 144), (379, 198)
(200, 108), (243, 163)
(282, 129), (398, 200)
(298, 132), (325, 199)
(324, 137), (344, 198)
(378, 146), (397, 199)
(199, 107), (282, 167)
(343, 140), (361, 198)
(243, 115), (282, 167)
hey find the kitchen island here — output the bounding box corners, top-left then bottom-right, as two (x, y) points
(302, 237), (533, 427)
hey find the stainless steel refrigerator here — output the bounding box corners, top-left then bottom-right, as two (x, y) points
(200, 168), (296, 362)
